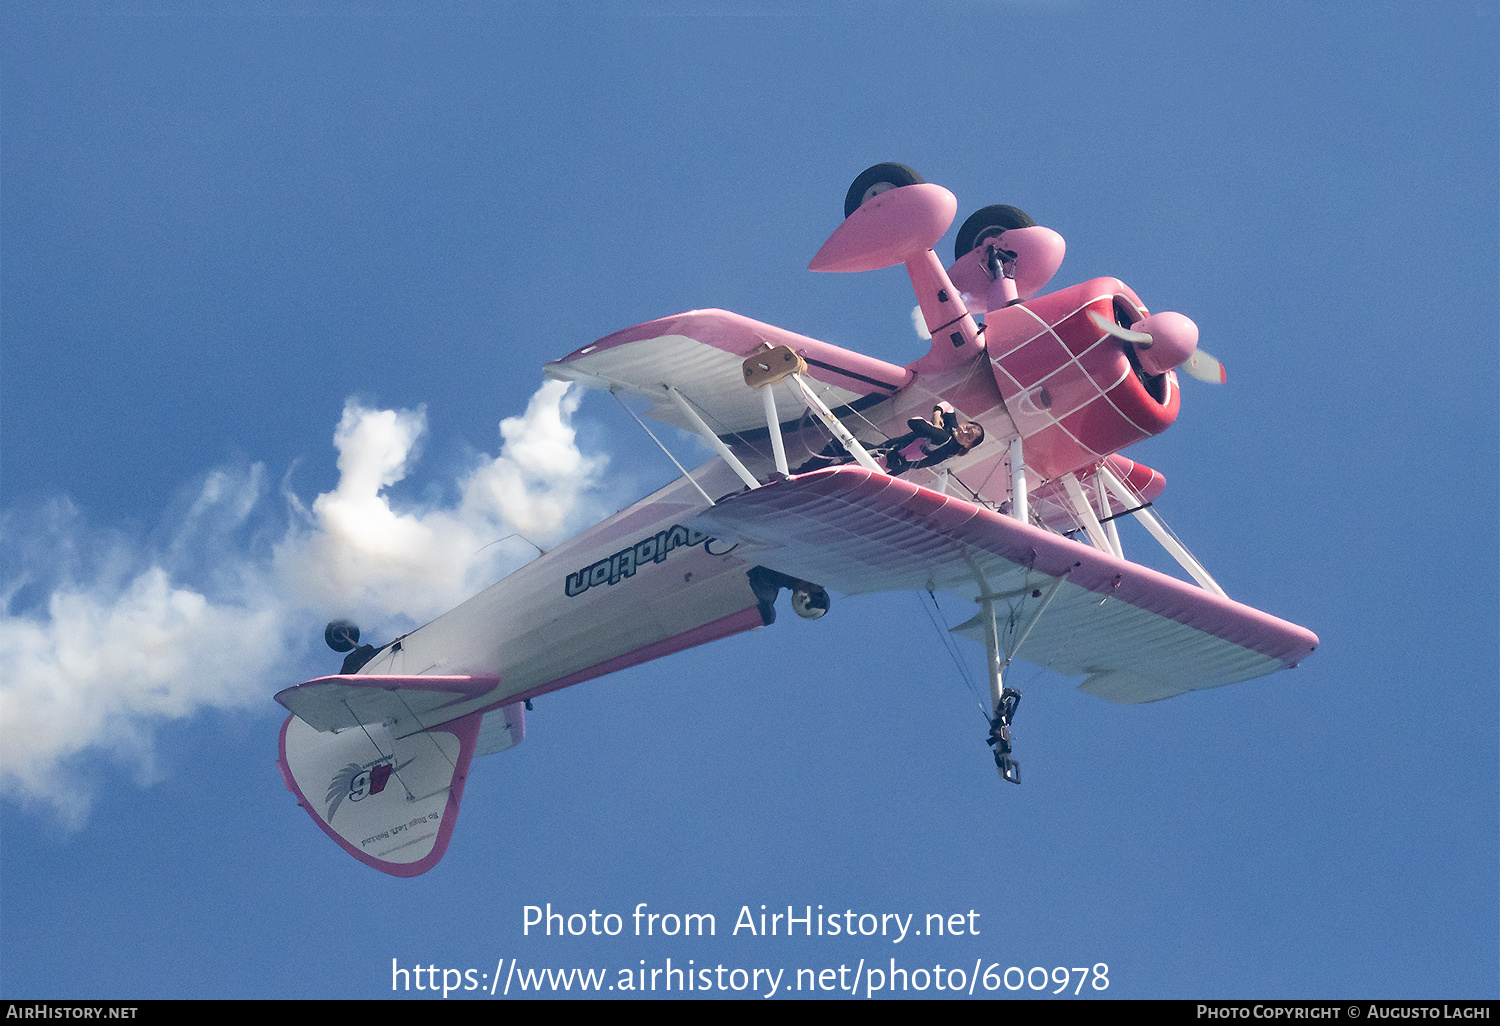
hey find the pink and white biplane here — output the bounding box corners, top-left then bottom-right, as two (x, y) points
(275, 164), (1317, 876)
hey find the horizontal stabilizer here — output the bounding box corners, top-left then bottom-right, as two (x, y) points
(693, 468), (1317, 702)
(275, 674), (501, 736)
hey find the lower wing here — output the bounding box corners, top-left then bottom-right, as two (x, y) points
(692, 467), (1317, 703)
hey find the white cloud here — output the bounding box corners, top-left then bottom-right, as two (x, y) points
(911, 303), (932, 340)
(276, 381), (605, 622)
(0, 382), (607, 824)
(465, 380), (599, 539)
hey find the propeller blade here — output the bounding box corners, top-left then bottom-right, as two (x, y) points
(1087, 308), (1153, 347)
(1182, 348), (1227, 384)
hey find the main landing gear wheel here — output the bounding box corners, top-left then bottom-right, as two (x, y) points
(843, 162), (925, 219)
(954, 204), (1035, 261)
(747, 566), (831, 623)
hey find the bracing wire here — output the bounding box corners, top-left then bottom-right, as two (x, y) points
(916, 589), (992, 723)
(842, 393), (894, 443)
(678, 390), (777, 467)
(611, 389), (717, 505)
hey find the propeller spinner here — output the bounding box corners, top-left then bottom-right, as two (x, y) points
(1087, 309), (1226, 384)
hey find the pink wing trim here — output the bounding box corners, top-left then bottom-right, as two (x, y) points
(698, 468), (1317, 668)
(552, 308), (913, 395)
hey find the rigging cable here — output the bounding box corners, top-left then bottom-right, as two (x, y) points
(916, 589), (992, 724)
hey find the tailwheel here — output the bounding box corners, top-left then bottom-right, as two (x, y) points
(324, 619), (360, 652)
(324, 619), (379, 674)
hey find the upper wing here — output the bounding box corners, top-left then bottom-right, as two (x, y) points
(543, 308), (912, 434)
(692, 468), (1317, 703)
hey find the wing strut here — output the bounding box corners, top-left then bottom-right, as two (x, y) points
(762, 385), (789, 475)
(1098, 477), (1123, 557)
(1008, 436), (1029, 524)
(666, 387), (761, 490)
(742, 345), (804, 477)
(737, 343), (885, 478)
(788, 373), (885, 474)
(1095, 463), (1227, 598)
(1061, 472), (1115, 555)
(611, 388), (718, 506)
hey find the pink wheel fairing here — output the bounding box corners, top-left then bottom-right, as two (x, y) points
(808, 183), (958, 273)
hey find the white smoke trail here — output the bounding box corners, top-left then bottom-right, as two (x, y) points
(0, 382), (607, 824)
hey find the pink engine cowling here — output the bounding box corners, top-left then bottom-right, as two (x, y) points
(983, 278), (1180, 482)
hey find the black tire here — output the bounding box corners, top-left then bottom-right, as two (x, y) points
(843, 162), (925, 219)
(324, 619), (360, 653)
(954, 204), (1036, 262)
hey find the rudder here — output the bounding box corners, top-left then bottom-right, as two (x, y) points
(277, 706), (498, 877)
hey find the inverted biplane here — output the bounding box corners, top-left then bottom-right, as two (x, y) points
(276, 164), (1318, 876)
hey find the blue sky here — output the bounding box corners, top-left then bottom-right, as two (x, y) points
(2, 1), (1496, 1000)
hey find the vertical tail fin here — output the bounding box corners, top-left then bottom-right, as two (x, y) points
(277, 694), (521, 877)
